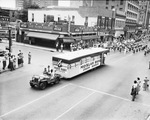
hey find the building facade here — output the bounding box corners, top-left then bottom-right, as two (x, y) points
(28, 6), (113, 27)
(32, 0), (58, 8)
(138, 0), (150, 30)
(124, 0), (139, 38)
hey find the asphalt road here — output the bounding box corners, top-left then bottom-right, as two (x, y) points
(0, 41), (150, 120)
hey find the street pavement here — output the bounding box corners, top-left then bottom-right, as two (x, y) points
(0, 41), (150, 120)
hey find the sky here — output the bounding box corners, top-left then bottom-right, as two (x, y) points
(0, 0), (16, 9)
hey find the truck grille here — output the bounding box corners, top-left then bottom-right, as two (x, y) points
(32, 78), (38, 83)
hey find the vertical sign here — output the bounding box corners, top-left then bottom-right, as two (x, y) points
(97, 16), (102, 27)
(108, 18), (112, 29)
(111, 18), (115, 29)
(101, 17), (105, 29)
(105, 17), (109, 30)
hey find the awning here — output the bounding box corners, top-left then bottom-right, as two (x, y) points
(82, 35), (99, 40)
(27, 32), (59, 40)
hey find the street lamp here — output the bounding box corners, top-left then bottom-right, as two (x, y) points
(8, 26), (12, 52)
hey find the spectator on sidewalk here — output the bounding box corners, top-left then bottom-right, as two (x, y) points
(28, 52), (31, 64)
(136, 77), (141, 94)
(60, 44), (63, 52)
(2, 56), (7, 70)
(20, 53), (24, 67)
(13, 55), (16, 69)
(9, 55), (14, 71)
(143, 77), (149, 91)
(56, 42), (59, 52)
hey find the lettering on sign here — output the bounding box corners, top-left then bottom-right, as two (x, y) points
(53, 27), (62, 31)
(20, 23), (27, 28)
(74, 28), (80, 32)
(79, 55), (101, 73)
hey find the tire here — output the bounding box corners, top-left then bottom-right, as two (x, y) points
(55, 77), (60, 84)
(39, 82), (47, 90)
(30, 83), (34, 88)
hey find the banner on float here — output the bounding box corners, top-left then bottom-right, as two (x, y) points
(79, 55), (101, 73)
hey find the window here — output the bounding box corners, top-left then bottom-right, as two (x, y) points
(44, 14), (46, 23)
(32, 13), (34, 22)
(120, 0), (123, 5)
(111, 6), (115, 9)
(72, 16), (75, 22)
(106, 0), (109, 5)
(119, 8), (123, 11)
(85, 16), (88, 23)
(58, 17), (60, 21)
(106, 7), (108, 9)
(47, 15), (54, 22)
(84, 16), (88, 27)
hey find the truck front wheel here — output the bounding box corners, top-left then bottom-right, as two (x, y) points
(39, 82), (47, 90)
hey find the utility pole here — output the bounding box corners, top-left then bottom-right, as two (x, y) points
(8, 26), (12, 52)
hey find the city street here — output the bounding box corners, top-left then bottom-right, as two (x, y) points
(0, 41), (150, 120)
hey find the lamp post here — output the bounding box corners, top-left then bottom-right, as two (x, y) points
(8, 26), (12, 52)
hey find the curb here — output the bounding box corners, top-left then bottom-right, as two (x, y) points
(2, 40), (68, 53)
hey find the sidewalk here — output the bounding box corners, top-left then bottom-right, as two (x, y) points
(2, 39), (69, 53)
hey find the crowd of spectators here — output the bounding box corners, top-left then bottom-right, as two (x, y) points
(0, 50), (24, 73)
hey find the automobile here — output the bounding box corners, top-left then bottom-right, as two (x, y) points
(29, 73), (61, 90)
(0, 49), (7, 57)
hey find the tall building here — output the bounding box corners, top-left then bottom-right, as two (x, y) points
(138, 0), (150, 28)
(124, 0), (139, 38)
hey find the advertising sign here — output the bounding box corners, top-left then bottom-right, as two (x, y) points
(108, 18), (112, 29)
(79, 55), (100, 73)
(97, 16), (102, 27)
(101, 17), (105, 29)
(105, 17), (109, 30)
(53, 60), (68, 74)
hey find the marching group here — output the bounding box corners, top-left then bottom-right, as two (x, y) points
(0, 50), (31, 73)
(131, 77), (149, 101)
